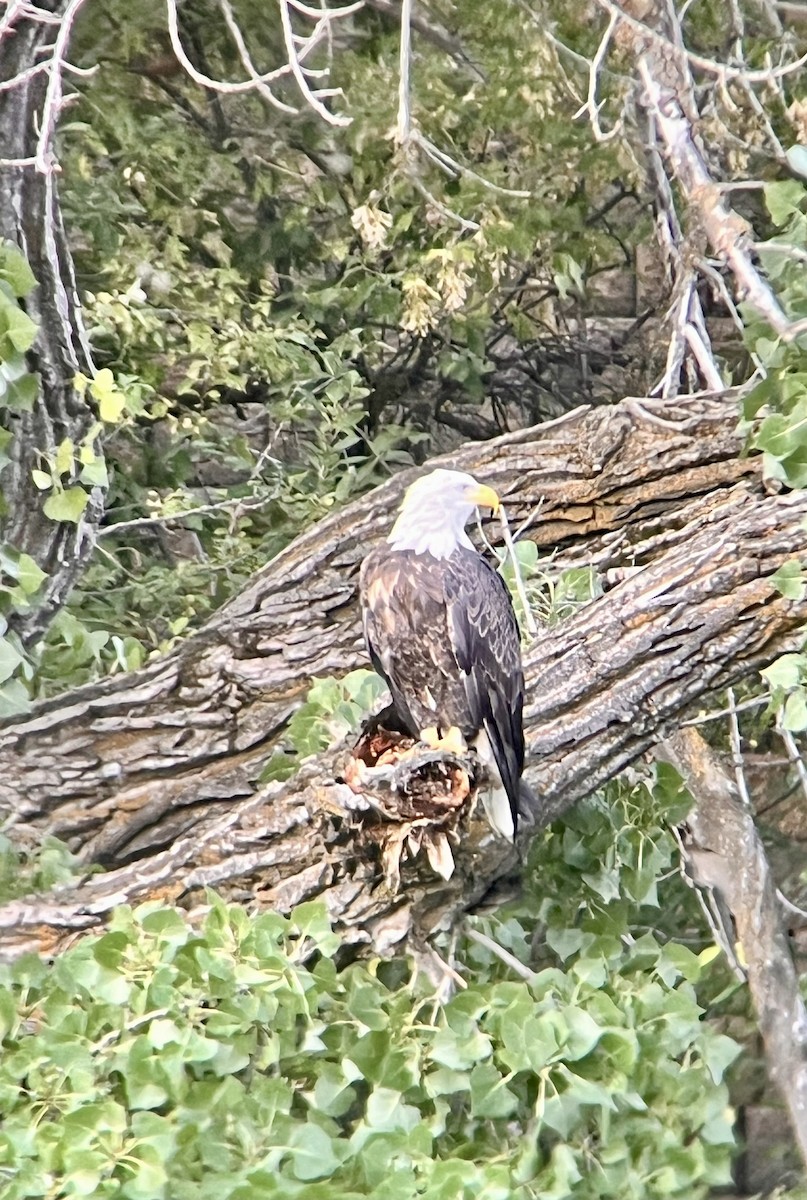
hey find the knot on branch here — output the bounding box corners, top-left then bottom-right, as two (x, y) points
(339, 708), (486, 888)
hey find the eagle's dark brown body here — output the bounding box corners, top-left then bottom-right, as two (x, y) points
(359, 543), (525, 834)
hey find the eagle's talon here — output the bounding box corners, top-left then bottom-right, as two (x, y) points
(418, 724), (466, 756)
(419, 725), (440, 750)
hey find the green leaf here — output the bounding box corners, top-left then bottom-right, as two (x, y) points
(783, 690), (807, 732)
(79, 457), (109, 488)
(469, 1062), (518, 1118)
(31, 469), (52, 490)
(365, 1085), (420, 1131)
(292, 900), (341, 955)
(1, 362), (38, 411)
(287, 1123), (342, 1181)
(753, 396), (807, 459)
(55, 437), (74, 477)
(703, 1033), (741, 1084)
(0, 675), (30, 716)
(765, 179), (806, 226)
(761, 652), (804, 691)
(99, 388), (126, 423)
(0, 241), (36, 297)
(90, 368), (127, 423)
(0, 636), (24, 684)
(16, 554), (46, 595)
(43, 486), (89, 523)
(772, 559), (805, 601)
(561, 1006), (603, 1060)
(787, 145), (807, 180)
(0, 297), (37, 359)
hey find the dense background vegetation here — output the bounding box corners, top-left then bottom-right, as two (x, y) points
(3, 0), (807, 1195)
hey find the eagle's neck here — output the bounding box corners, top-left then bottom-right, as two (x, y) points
(386, 515), (474, 561)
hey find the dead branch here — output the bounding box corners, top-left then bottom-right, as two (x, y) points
(658, 727), (807, 1171)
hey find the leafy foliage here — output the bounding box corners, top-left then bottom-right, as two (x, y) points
(0, 0), (649, 706)
(744, 180), (807, 487)
(0, 767), (740, 1200)
(0, 835), (85, 906)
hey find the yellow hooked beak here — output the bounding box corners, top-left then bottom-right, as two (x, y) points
(468, 483), (500, 513)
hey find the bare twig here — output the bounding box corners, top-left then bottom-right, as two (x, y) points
(683, 694), (769, 726)
(396, 0), (412, 147)
(392, 0), (527, 226)
(8, 0), (94, 175)
(277, 0), (356, 126)
(497, 504), (538, 638)
(574, 8), (623, 142)
(464, 924), (534, 981)
(725, 686), (753, 810)
(777, 724), (807, 811)
(595, 0), (803, 84)
(217, 0), (298, 115)
(164, 0), (358, 124)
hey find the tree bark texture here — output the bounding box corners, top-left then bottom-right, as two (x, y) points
(0, 2), (104, 642)
(1, 391), (806, 958)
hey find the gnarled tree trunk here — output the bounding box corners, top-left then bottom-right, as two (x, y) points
(1, 390), (805, 959)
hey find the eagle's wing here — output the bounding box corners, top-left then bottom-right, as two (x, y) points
(444, 548), (525, 830)
(359, 547), (449, 737)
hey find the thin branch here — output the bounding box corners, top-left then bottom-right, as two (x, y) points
(164, 0), (358, 125)
(165, 0), (301, 93)
(27, 0), (93, 174)
(217, 0), (298, 115)
(412, 130), (530, 198)
(464, 925), (534, 981)
(392, 0), (528, 221)
(725, 686), (753, 810)
(497, 504), (538, 638)
(573, 8), (623, 143)
(396, 0), (412, 146)
(277, 0), (353, 126)
(683, 694), (769, 726)
(98, 493), (275, 539)
(594, 0), (807, 84)
(777, 724), (807, 811)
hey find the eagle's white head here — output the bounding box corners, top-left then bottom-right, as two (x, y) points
(386, 468), (500, 559)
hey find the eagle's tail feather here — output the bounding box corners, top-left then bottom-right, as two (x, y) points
(480, 786), (516, 841)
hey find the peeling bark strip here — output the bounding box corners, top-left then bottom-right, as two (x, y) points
(1, 392), (807, 958)
(658, 729), (807, 1172)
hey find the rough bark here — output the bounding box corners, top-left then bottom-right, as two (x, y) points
(0, 2), (104, 642)
(658, 728), (807, 1173)
(1, 390), (806, 958)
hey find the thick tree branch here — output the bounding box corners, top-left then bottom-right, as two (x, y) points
(658, 727), (807, 1171)
(1, 392), (806, 958)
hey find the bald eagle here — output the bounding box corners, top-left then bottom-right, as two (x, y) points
(359, 468), (525, 839)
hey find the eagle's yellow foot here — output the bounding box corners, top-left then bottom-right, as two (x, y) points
(419, 725), (467, 755)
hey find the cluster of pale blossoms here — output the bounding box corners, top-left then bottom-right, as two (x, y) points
(788, 97), (807, 144)
(400, 276), (443, 336)
(350, 201), (393, 252)
(434, 255), (471, 314)
(401, 256), (473, 335)
(352, 197), (479, 335)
